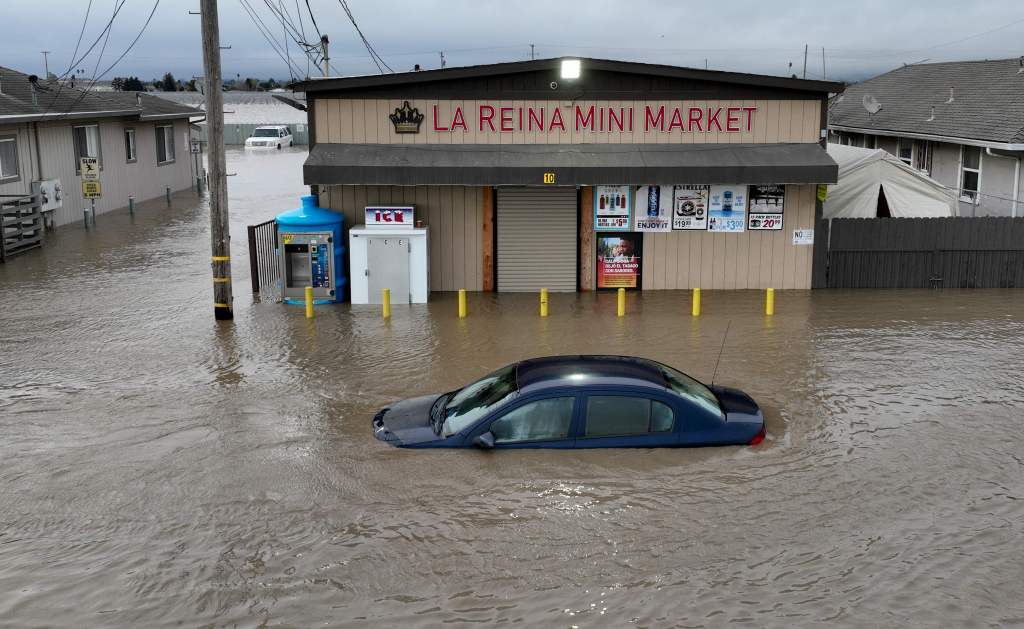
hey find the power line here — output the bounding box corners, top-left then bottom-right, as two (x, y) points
(65, 0), (94, 77)
(238, 0), (304, 78)
(292, 0), (310, 77)
(304, 0), (322, 40)
(337, 0), (392, 73)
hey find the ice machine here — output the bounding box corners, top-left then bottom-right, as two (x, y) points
(349, 206), (429, 304)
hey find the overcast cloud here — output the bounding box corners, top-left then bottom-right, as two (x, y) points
(3, 0), (1023, 84)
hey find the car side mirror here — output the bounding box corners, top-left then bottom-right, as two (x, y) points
(473, 431), (495, 450)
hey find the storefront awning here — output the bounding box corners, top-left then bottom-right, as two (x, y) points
(304, 143), (838, 186)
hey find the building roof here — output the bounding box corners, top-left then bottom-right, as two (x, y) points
(0, 66), (199, 123)
(304, 142), (838, 186)
(829, 58), (1024, 148)
(292, 57), (844, 96)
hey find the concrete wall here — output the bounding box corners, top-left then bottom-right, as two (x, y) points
(1, 118), (195, 227)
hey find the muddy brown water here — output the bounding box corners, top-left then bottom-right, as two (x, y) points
(2, 148), (1023, 627)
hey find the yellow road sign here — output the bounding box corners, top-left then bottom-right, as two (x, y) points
(82, 180), (102, 199)
(80, 157), (100, 181)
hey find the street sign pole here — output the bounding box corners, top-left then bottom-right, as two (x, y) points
(200, 0), (234, 321)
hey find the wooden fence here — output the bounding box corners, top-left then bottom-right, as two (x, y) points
(814, 217), (1024, 288)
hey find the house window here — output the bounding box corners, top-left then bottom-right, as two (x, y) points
(73, 124), (101, 171)
(912, 140), (932, 174)
(0, 135), (19, 181)
(897, 138), (913, 165)
(960, 145), (982, 203)
(156, 125), (175, 164)
(124, 128), (136, 163)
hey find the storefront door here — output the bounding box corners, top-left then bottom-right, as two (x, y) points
(496, 187), (578, 292)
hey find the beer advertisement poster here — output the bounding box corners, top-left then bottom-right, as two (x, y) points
(747, 184), (785, 231)
(633, 185), (672, 232)
(594, 185), (632, 231)
(596, 233), (642, 289)
(671, 185), (710, 230)
(707, 184), (747, 232)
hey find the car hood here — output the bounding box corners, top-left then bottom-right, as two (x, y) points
(709, 385), (762, 423)
(372, 393), (442, 446)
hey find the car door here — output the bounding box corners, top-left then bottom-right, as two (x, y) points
(475, 395), (578, 449)
(575, 392), (679, 448)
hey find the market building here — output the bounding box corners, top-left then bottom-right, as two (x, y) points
(295, 58), (842, 292)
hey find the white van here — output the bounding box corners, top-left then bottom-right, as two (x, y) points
(244, 126), (293, 149)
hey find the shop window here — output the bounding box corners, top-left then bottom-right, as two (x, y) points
(73, 124), (101, 172)
(960, 145), (982, 203)
(0, 135), (19, 181)
(124, 128), (136, 163)
(156, 124), (175, 164)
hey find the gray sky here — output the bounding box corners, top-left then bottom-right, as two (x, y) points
(5, 0), (1024, 84)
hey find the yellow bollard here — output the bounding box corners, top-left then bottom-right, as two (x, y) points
(691, 287), (701, 316)
(617, 287), (626, 317)
(304, 286), (314, 318)
(382, 288), (391, 319)
(540, 288), (549, 317)
(458, 288), (467, 318)
(765, 287), (775, 316)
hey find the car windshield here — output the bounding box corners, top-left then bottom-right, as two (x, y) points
(441, 364), (517, 437)
(253, 129), (279, 137)
(660, 365), (723, 417)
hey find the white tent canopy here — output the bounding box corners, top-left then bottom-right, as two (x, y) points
(824, 143), (957, 218)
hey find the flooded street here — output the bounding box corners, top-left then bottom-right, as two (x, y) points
(2, 148), (1023, 627)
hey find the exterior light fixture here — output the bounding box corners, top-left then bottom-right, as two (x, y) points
(561, 59), (581, 79)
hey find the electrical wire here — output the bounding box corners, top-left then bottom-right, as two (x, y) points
(293, 0), (310, 77)
(304, 0), (322, 40)
(337, 0), (392, 73)
(238, 0), (304, 78)
(64, 0), (94, 78)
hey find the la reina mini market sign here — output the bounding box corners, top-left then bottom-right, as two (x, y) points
(389, 100), (759, 135)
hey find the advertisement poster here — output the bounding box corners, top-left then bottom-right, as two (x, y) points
(596, 233), (642, 289)
(747, 185), (785, 230)
(594, 185), (632, 231)
(633, 185), (672, 231)
(707, 185), (747, 232)
(671, 185), (710, 230)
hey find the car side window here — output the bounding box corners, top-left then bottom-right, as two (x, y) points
(490, 397), (574, 444)
(585, 396), (675, 437)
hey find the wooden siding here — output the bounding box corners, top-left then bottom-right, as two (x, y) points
(322, 184), (484, 291)
(641, 184), (817, 290)
(314, 99), (821, 145)
(1, 118), (196, 227)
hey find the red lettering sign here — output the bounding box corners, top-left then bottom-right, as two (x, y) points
(726, 107), (741, 132)
(479, 105), (495, 131)
(668, 108), (685, 132)
(432, 104), (447, 132)
(688, 107), (703, 132)
(707, 107), (724, 132)
(645, 105), (664, 131)
(451, 106), (467, 131)
(550, 108), (565, 131)
(528, 107), (545, 131)
(743, 106), (757, 131)
(500, 107), (513, 132)
(575, 105), (595, 131)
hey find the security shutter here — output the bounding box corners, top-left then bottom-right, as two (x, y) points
(497, 187), (578, 292)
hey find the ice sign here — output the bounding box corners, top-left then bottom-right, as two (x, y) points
(365, 206), (415, 227)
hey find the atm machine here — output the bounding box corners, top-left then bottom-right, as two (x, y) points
(276, 195), (346, 304)
(349, 206), (429, 304)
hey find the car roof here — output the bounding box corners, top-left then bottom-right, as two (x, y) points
(515, 355), (669, 394)
(256, 125), (287, 129)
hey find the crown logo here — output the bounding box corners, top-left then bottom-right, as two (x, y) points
(389, 100), (424, 134)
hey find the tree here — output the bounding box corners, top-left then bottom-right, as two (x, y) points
(185, 79), (198, 92)
(111, 77), (124, 91)
(112, 76), (146, 91)
(160, 72), (177, 92)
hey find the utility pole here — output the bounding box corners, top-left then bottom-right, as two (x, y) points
(200, 0), (233, 321)
(802, 44), (808, 79)
(321, 34), (329, 78)
(822, 47), (827, 80)
(530, 44), (535, 60)
(41, 51), (50, 76)
(439, 51), (446, 69)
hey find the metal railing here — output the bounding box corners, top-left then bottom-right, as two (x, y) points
(246, 218), (280, 297)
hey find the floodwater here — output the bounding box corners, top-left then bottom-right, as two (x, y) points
(2, 148), (1024, 628)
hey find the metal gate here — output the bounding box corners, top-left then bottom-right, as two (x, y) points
(246, 218), (280, 296)
(496, 187), (578, 292)
(815, 217), (1024, 288)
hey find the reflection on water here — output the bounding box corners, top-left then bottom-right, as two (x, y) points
(1, 148), (1023, 627)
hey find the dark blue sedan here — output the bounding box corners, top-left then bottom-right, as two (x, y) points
(372, 355), (765, 449)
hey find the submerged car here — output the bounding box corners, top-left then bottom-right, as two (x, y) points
(372, 355), (765, 449)
(244, 125), (293, 149)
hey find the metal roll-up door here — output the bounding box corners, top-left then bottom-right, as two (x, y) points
(497, 187), (578, 292)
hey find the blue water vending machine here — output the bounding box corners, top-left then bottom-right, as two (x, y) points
(276, 195), (346, 304)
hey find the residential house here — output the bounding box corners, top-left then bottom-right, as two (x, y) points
(829, 58), (1024, 217)
(0, 66), (200, 227)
